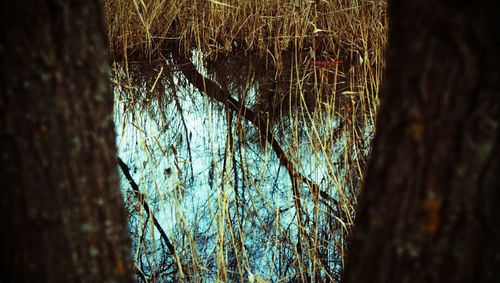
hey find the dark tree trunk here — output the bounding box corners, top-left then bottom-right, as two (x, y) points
(0, 1), (134, 282)
(343, 1), (500, 282)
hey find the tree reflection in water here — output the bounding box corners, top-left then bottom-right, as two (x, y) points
(112, 50), (374, 282)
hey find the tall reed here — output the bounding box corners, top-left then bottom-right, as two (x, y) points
(104, 0), (386, 67)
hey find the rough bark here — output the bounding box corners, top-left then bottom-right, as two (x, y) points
(343, 1), (500, 282)
(0, 1), (134, 282)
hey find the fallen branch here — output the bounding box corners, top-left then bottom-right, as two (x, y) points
(173, 56), (338, 210)
(117, 157), (178, 266)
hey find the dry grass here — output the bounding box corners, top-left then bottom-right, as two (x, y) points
(107, 0), (387, 281)
(104, 0), (386, 66)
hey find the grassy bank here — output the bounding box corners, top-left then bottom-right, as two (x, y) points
(104, 0), (386, 66)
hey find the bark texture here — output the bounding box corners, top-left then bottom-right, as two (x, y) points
(0, 1), (134, 282)
(343, 1), (500, 282)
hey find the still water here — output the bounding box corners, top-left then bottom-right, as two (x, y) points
(112, 50), (373, 282)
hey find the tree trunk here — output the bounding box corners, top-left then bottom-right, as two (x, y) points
(0, 1), (134, 282)
(343, 1), (500, 282)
